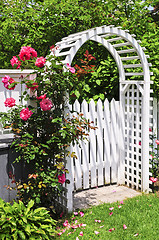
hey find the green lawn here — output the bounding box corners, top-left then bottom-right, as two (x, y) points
(55, 194), (159, 240)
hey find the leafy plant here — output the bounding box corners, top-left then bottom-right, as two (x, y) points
(0, 198), (56, 240)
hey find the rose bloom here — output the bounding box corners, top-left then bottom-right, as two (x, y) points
(155, 139), (159, 145)
(4, 97), (16, 107)
(29, 47), (37, 58)
(26, 82), (38, 91)
(40, 98), (53, 111)
(19, 46), (37, 61)
(19, 46), (31, 61)
(66, 63), (75, 73)
(20, 108), (33, 121)
(35, 57), (46, 68)
(2, 75), (10, 88)
(150, 177), (158, 183)
(8, 78), (16, 90)
(2, 75), (16, 90)
(58, 173), (66, 184)
(10, 56), (21, 69)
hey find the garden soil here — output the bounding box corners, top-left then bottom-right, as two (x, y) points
(73, 184), (142, 210)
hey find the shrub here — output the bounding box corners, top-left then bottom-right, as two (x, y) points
(0, 198), (56, 239)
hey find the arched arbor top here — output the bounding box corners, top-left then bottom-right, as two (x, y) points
(53, 25), (152, 84)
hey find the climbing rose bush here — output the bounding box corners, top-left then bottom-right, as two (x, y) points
(0, 46), (96, 214)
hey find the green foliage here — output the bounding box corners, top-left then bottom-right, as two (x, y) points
(70, 51), (119, 103)
(0, 198), (56, 239)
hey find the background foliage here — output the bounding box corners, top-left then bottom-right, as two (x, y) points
(0, 0), (159, 99)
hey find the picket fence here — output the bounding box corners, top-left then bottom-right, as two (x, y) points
(56, 98), (125, 212)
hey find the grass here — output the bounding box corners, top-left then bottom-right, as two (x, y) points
(55, 193), (159, 239)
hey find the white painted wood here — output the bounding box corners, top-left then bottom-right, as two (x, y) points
(118, 100), (125, 184)
(123, 64), (143, 68)
(121, 56), (140, 61)
(103, 99), (111, 184)
(123, 63), (152, 68)
(65, 144), (74, 212)
(96, 99), (104, 186)
(107, 37), (123, 42)
(72, 100), (82, 190)
(112, 42), (131, 48)
(110, 99), (118, 183)
(89, 99), (97, 187)
(117, 48), (136, 54)
(81, 100), (90, 189)
(125, 72), (144, 76)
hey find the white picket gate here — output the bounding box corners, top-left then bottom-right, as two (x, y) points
(69, 99), (124, 190)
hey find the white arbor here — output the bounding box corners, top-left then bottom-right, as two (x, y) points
(53, 25), (153, 211)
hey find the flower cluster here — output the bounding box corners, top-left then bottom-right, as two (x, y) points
(10, 46), (45, 69)
(2, 47), (52, 121)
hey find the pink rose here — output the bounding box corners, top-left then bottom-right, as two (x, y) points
(10, 56), (21, 69)
(19, 46), (37, 61)
(2, 75), (16, 90)
(58, 173), (66, 184)
(66, 63), (75, 73)
(8, 78), (16, 90)
(35, 57), (46, 68)
(2, 75), (10, 88)
(40, 98), (53, 111)
(4, 98), (16, 107)
(150, 177), (158, 183)
(28, 47), (37, 58)
(20, 108), (33, 121)
(36, 94), (47, 100)
(155, 139), (159, 145)
(19, 46), (31, 61)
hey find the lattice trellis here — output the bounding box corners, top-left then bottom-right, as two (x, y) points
(123, 84), (143, 190)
